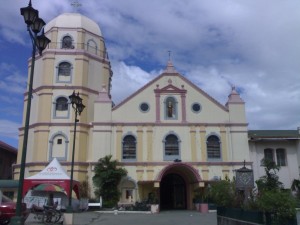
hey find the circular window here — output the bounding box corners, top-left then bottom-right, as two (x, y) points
(192, 103), (201, 113)
(140, 103), (149, 112)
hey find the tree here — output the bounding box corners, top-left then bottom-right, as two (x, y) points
(79, 180), (90, 198)
(256, 159), (283, 192)
(92, 155), (127, 207)
(256, 159), (296, 222)
(209, 179), (236, 207)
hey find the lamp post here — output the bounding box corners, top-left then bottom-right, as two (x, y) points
(67, 91), (85, 212)
(11, 1), (50, 225)
(235, 160), (254, 204)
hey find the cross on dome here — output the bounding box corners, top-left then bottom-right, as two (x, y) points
(227, 85), (244, 104)
(164, 50), (177, 74)
(164, 60), (177, 74)
(71, 0), (82, 12)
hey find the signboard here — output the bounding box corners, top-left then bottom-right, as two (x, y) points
(24, 196), (62, 209)
(235, 166), (254, 189)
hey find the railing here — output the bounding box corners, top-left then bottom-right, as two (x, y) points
(265, 212), (297, 225)
(217, 207), (264, 224)
(46, 42), (109, 60)
(217, 207), (298, 225)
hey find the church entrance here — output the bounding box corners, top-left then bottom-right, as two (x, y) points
(160, 173), (186, 210)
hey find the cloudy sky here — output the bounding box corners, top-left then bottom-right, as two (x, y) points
(1, 0), (300, 148)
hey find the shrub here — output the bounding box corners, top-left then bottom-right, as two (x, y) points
(209, 180), (235, 207)
(79, 180), (90, 198)
(256, 190), (296, 219)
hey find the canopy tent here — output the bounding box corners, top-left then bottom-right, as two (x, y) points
(23, 158), (80, 199)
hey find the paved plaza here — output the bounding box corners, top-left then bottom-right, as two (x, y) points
(25, 210), (217, 225)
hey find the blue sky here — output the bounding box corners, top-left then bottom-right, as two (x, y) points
(1, 0), (300, 148)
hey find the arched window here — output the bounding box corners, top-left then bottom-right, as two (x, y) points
(87, 39), (98, 54)
(49, 132), (68, 161)
(276, 148), (286, 166)
(58, 62), (71, 76)
(164, 96), (177, 119)
(164, 134), (180, 161)
(260, 148), (274, 166)
(122, 135), (136, 160)
(119, 177), (137, 204)
(207, 135), (221, 160)
(261, 148), (286, 166)
(264, 148), (274, 162)
(56, 97), (68, 111)
(54, 97), (69, 118)
(62, 35), (73, 49)
(57, 62), (72, 82)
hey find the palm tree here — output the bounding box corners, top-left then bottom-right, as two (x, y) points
(92, 155), (127, 207)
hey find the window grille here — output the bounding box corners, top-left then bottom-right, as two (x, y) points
(207, 135), (221, 159)
(122, 135), (136, 160)
(276, 148), (286, 166)
(165, 134), (179, 156)
(56, 97), (68, 111)
(62, 36), (73, 49)
(264, 148), (274, 162)
(58, 62), (71, 76)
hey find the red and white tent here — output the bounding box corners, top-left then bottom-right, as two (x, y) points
(23, 158), (80, 199)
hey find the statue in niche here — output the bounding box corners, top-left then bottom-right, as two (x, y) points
(167, 101), (173, 118)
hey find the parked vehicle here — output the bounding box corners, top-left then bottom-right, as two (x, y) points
(0, 195), (29, 225)
(31, 204), (62, 224)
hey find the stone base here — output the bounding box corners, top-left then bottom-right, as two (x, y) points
(10, 216), (25, 225)
(64, 213), (74, 225)
(151, 204), (159, 213)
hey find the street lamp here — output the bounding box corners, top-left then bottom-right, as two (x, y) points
(11, 1), (50, 225)
(67, 91), (85, 212)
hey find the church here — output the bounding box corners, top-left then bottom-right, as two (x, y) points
(14, 12), (300, 210)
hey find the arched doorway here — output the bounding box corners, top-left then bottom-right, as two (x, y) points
(160, 173), (186, 210)
(156, 162), (202, 210)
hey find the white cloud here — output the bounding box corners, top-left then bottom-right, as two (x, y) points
(111, 61), (156, 104)
(0, 120), (20, 139)
(89, 0), (300, 130)
(0, 63), (27, 94)
(0, 0), (299, 132)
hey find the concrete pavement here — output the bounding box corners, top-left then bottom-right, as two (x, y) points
(25, 210), (217, 225)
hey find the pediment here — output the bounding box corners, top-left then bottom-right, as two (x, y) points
(113, 70), (227, 112)
(155, 82), (186, 94)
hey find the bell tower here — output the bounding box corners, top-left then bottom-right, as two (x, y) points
(15, 13), (112, 181)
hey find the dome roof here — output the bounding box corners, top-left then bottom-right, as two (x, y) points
(45, 13), (102, 36)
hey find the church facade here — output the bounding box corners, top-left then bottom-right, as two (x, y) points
(14, 13), (299, 210)
(93, 61), (250, 209)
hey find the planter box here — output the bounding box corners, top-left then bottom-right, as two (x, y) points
(194, 203), (209, 212)
(79, 198), (89, 211)
(199, 203), (209, 213)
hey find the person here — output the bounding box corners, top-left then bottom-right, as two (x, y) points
(31, 204), (44, 212)
(47, 193), (54, 207)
